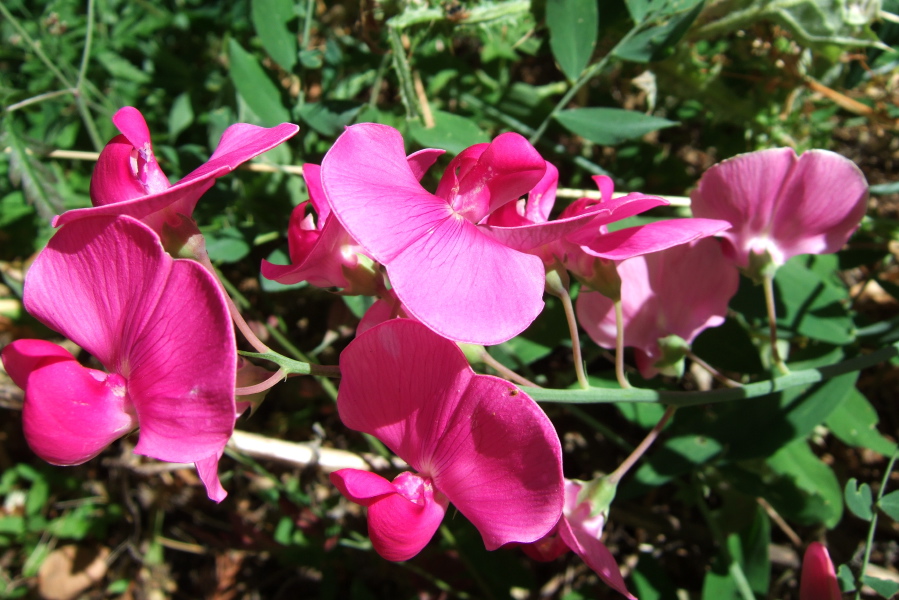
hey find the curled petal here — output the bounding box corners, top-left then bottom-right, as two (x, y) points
(2, 340), (137, 465)
(195, 453), (228, 503)
(558, 518), (636, 599)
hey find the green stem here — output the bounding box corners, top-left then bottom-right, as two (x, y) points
(387, 25), (420, 121)
(527, 341), (899, 405)
(855, 449), (899, 599)
(763, 273), (790, 375)
(614, 300), (632, 389)
(74, 0), (103, 151)
(238, 350), (340, 378)
(607, 405), (676, 485)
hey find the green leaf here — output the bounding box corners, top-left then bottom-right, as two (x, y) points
(775, 258), (854, 344)
(555, 107), (678, 145)
(25, 478), (49, 518)
(545, 0), (598, 81)
(252, 0), (298, 72)
(871, 181), (899, 195)
(863, 575), (899, 599)
(837, 564), (857, 592)
(204, 227), (251, 263)
(228, 39), (291, 126)
(844, 478), (874, 521)
(826, 390), (898, 456)
(878, 489), (899, 521)
(767, 439), (843, 528)
(615, 0), (705, 62)
(297, 101), (363, 137)
(168, 92), (194, 143)
(343, 294), (376, 320)
(95, 51), (152, 83)
(408, 110), (491, 155)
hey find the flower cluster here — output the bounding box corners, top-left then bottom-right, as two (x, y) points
(2, 107), (871, 599)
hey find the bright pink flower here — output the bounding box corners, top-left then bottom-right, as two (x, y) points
(799, 542), (842, 600)
(320, 124), (611, 345)
(523, 480), (635, 600)
(262, 148), (443, 294)
(577, 238), (738, 378)
(1, 215), (237, 501)
(330, 319), (564, 561)
(690, 148), (868, 273)
(54, 106), (299, 233)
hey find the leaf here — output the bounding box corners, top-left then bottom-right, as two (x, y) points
(204, 227), (251, 263)
(863, 575), (899, 599)
(408, 110), (491, 155)
(844, 478), (874, 521)
(545, 0), (598, 81)
(95, 51), (152, 83)
(168, 92), (194, 143)
(871, 181), (899, 195)
(826, 390), (898, 456)
(555, 107), (678, 145)
(767, 439), (843, 528)
(615, 0), (705, 62)
(297, 101), (363, 137)
(228, 39), (291, 126)
(837, 564), (857, 592)
(878, 489), (899, 521)
(252, 0), (298, 72)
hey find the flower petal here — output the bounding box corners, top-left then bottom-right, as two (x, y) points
(574, 218), (731, 260)
(1, 340), (137, 465)
(558, 517), (636, 599)
(195, 453), (228, 503)
(799, 542), (842, 600)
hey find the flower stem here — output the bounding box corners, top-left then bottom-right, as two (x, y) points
(614, 299), (632, 389)
(478, 349), (540, 388)
(546, 267), (589, 389)
(762, 273), (790, 375)
(607, 405), (675, 485)
(855, 449), (899, 599)
(685, 349), (742, 388)
(235, 369), (285, 396)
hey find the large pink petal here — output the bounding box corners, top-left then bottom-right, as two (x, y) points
(127, 244), (236, 464)
(387, 217), (545, 344)
(2, 340), (137, 466)
(558, 518), (636, 599)
(574, 218), (731, 260)
(322, 123), (544, 344)
(338, 320), (564, 549)
(431, 374), (564, 548)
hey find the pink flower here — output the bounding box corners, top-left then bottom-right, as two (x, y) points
(577, 238), (738, 378)
(319, 124), (610, 345)
(329, 319), (564, 561)
(54, 106), (299, 233)
(1, 215), (237, 501)
(523, 479), (635, 600)
(800, 542), (842, 600)
(690, 148), (868, 275)
(261, 148), (443, 294)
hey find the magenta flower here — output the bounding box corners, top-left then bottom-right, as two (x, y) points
(54, 106), (299, 233)
(1, 215), (237, 501)
(262, 147), (444, 294)
(690, 148), (868, 274)
(577, 238), (738, 378)
(799, 542), (842, 600)
(329, 319), (564, 561)
(523, 479), (635, 600)
(320, 124), (611, 345)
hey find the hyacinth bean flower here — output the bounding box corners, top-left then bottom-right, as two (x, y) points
(54, 106), (299, 234)
(577, 238), (738, 378)
(523, 479), (635, 599)
(690, 147), (869, 278)
(0, 215), (237, 501)
(329, 319), (564, 561)
(262, 146), (444, 294)
(320, 123), (625, 345)
(799, 542), (842, 600)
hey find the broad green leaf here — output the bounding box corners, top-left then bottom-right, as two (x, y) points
(615, 0), (705, 62)
(701, 533), (743, 600)
(168, 92), (194, 143)
(767, 439), (843, 528)
(297, 101), (363, 137)
(879, 489), (899, 521)
(252, 0), (298, 72)
(545, 0), (598, 81)
(95, 51), (152, 83)
(555, 107), (678, 145)
(630, 553), (678, 600)
(844, 478), (874, 521)
(741, 506), (771, 595)
(343, 294), (376, 320)
(228, 39), (291, 127)
(408, 110), (490, 155)
(632, 435), (723, 488)
(871, 181), (899, 195)
(837, 564), (857, 592)
(25, 478), (48, 518)
(205, 227), (251, 263)
(826, 390), (898, 456)
(495, 336), (552, 367)
(863, 575), (899, 599)
(0, 191), (33, 228)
